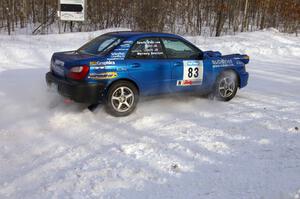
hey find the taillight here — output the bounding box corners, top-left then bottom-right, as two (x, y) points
(68, 65), (89, 80)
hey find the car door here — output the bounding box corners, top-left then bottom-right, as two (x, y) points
(126, 37), (172, 95)
(161, 37), (206, 92)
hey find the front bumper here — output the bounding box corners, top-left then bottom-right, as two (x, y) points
(46, 72), (105, 104)
(239, 72), (249, 88)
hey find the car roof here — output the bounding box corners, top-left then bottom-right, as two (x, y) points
(106, 31), (182, 39)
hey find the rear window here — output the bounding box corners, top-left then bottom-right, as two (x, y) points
(77, 35), (122, 55)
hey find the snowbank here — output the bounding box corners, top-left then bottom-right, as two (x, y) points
(187, 29), (300, 59)
(0, 29), (300, 199)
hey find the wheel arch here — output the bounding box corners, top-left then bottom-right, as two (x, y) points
(216, 68), (241, 88)
(107, 78), (140, 94)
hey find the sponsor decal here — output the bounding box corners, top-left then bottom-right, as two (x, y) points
(107, 58), (122, 61)
(107, 52), (127, 61)
(89, 72), (118, 80)
(90, 66), (105, 70)
(130, 38), (165, 58)
(136, 40), (161, 45)
(114, 48), (129, 52)
(212, 59), (233, 68)
(136, 51), (164, 56)
(110, 40), (132, 58)
(123, 40), (133, 44)
(110, 52), (126, 58)
(89, 61), (115, 66)
(119, 44), (131, 48)
(177, 80), (202, 86)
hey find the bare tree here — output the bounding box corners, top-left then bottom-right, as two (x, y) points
(0, 0), (298, 36)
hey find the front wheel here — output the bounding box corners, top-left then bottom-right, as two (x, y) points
(105, 81), (139, 117)
(213, 71), (238, 101)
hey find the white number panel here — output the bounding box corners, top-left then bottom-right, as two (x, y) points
(177, 60), (203, 86)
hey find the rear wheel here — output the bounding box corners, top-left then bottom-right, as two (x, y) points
(105, 81), (139, 117)
(213, 71), (238, 101)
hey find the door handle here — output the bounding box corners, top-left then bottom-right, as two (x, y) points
(131, 63), (141, 68)
(174, 62), (181, 67)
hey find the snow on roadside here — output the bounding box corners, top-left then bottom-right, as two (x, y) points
(0, 29), (300, 199)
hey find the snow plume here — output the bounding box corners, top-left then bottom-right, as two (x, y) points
(0, 29), (300, 198)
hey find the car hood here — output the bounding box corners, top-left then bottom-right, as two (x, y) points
(204, 51), (249, 64)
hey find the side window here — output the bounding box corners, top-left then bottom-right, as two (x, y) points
(162, 38), (200, 59)
(127, 38), (165, 59)
(98, 37), (117, 52)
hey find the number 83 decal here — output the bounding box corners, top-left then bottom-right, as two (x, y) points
(183, 60), (203, 81)
(188, 67), (199, 78)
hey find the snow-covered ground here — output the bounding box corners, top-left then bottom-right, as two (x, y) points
(0, 28), (300, 199)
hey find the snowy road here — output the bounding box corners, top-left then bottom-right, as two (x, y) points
(0, 29), (300, 199)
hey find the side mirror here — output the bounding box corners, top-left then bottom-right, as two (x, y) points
(189, 53), (202, 60)
(198, 52), (204, 60)
(189, 52), (204, 60)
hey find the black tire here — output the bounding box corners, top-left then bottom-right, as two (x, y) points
(105, 81), (139, 117)
(213, 70), (238, 101)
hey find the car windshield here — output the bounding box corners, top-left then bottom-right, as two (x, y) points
(77, 35), (122, 55)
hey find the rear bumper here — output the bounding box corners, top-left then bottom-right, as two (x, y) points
(46, 72), (105, 104)
(239, 72), (249, 88)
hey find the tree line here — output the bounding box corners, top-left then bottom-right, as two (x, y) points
(0, 0), (299, 36)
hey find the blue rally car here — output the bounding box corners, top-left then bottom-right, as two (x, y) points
(46, 31), (249, 116)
